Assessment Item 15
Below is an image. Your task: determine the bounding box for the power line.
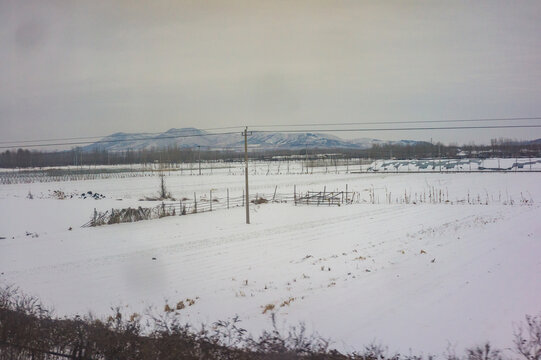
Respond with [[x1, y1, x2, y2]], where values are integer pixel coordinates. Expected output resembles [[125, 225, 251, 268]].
[[0, 126, 245, 145], [248, 116, 541, 129], [0, 135, 119, 145], [2, 117, 540, 145], [252, 124, 541, 134], [1, 124, 541, 150], [0, 131, 242, 150]]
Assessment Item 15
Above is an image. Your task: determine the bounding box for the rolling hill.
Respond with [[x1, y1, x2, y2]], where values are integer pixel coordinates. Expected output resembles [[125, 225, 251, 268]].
[[82, 128, 423, 152]]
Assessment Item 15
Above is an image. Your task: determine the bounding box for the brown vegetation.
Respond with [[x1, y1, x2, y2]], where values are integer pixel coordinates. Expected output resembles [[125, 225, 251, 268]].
[[252, 197, 269, 204], [1, 286, 540, 360]]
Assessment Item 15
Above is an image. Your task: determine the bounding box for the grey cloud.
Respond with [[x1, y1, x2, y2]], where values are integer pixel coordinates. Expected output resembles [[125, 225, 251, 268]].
[[1, 0, 541, 145]]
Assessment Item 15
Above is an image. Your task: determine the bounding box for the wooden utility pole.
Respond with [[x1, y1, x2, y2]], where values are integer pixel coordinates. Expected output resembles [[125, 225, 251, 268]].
[[244, 127, 250, 224], [198, 146, 201, 175], [305, 144, 308, 174]]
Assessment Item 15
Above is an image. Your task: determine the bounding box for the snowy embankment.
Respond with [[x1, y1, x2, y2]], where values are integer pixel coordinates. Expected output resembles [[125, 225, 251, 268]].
[[0, 171, 540, 355]]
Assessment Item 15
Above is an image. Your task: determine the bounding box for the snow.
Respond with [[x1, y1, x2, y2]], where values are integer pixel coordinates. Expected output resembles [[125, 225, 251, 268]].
[[369, 158, 541, 172], [0, 165, 540, 355], [78, 128, 416, 152]]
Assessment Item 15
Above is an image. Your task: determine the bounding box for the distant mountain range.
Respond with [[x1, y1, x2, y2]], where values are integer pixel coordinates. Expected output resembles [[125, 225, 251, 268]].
[[82, 127, 426, 152]]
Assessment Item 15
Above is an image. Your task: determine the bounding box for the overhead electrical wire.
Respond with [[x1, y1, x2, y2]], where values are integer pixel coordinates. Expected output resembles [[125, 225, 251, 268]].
[[0, 131, 242, 150], [1, 122, 540, 150], [0, 126, 246, 145], [2, 116, 540, 146], [247, 116, 541, 129], [252, 124, 541, 134]]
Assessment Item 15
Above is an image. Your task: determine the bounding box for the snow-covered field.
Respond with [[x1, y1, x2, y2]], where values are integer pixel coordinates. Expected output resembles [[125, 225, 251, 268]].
[[2, 157, 541, 186], [1, 165, 540, 355]]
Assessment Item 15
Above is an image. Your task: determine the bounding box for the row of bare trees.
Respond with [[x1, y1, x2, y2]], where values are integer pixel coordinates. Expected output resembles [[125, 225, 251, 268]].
[[1, 140, 540, 168]]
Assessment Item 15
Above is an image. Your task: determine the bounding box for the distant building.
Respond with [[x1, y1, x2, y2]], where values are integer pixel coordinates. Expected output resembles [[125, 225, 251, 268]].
[[456, 150, 468, 158]]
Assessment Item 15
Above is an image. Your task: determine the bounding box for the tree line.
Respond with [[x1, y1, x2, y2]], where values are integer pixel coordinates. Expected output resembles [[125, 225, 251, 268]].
[[0, 139, 539, 168]]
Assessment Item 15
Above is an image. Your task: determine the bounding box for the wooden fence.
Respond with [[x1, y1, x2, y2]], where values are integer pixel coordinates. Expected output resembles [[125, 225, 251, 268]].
[[81, 187, 361, 227]]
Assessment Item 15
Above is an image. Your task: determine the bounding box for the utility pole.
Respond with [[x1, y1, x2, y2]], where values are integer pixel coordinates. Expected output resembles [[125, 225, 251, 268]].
[[243, 127, 251, 224], [438, 143, 441, 172], [305, 144, 308, 174], [198, 145, 201, 175]]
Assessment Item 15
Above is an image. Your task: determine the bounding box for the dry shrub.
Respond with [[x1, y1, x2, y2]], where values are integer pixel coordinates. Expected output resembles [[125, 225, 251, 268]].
[[262, 304, 275, 314], [280, 298, 295, 307], [2, 286, 541, 360], [87, 204, 175, 227], [252, 197, 268, 204], [466, 343, 502, 360], [514, 314, 541, 360], [52, 190, 66, 199]]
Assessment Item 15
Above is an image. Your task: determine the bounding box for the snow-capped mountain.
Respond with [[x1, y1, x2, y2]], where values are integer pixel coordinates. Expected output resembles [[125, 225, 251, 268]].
[[82, 128, 422, 152]]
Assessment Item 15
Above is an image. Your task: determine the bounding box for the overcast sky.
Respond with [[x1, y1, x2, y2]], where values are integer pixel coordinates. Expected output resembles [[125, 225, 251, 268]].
[[1, 0, 541, 146]]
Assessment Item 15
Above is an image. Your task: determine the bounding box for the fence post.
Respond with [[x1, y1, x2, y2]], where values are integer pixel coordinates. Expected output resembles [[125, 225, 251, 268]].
[[210, 190, 212, 211], [227, 189, 230, 209], [194, 192, 197, 213], [242, 189, 244, 207], [273, 185, 277, 202], [346, 184, 348, 204], [294, 185, 297, 206]]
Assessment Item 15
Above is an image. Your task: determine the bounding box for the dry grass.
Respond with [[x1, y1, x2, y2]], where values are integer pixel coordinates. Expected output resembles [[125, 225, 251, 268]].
[[280, 297, 295, 307], [262, 304, 275, 314], [252, 197, 269, 204], [1, 286, 540, 360]]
